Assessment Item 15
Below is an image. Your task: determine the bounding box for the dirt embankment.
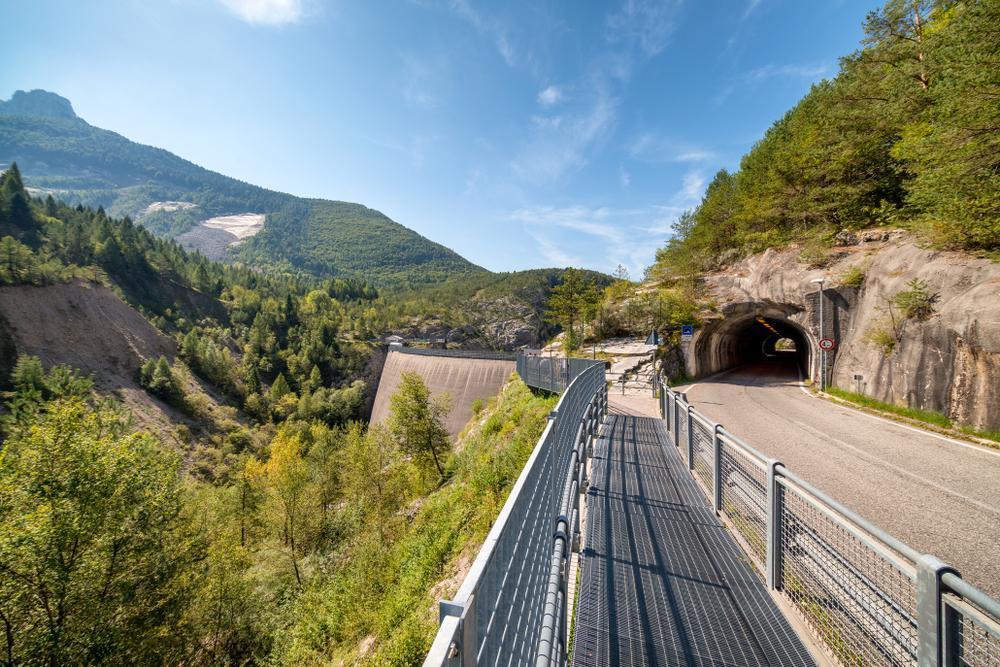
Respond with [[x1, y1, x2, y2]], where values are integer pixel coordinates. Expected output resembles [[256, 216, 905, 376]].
[[0, 282, 236, 445]]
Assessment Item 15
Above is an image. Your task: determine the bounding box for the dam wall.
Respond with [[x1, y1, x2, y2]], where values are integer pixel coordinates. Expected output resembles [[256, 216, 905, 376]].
[[370, 347, 517, 438]]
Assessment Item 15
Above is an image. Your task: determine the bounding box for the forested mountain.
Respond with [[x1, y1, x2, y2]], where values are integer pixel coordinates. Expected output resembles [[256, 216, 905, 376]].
[[653, 0, 999, 278], [0, 90, 485, 285]]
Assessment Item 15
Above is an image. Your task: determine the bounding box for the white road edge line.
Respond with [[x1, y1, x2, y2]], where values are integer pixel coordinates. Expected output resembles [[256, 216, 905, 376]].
[[683, 365, 999, 457], [793, 366, 1000, 458]]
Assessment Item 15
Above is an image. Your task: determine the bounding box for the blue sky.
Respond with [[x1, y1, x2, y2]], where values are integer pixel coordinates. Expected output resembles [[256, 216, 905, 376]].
[[1, 0, 874, 276]]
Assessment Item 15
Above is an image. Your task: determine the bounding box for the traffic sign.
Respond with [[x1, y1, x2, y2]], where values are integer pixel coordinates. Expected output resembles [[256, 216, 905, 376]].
[[681, 324, 694, 341], [819, 338, 836, 351]]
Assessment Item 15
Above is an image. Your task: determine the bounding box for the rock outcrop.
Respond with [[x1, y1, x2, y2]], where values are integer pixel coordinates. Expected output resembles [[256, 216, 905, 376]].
[[695, 233, 999, 431]]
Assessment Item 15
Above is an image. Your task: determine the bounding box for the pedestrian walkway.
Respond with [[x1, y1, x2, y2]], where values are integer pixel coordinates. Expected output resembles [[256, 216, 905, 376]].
[[572, 414, 817, 667]]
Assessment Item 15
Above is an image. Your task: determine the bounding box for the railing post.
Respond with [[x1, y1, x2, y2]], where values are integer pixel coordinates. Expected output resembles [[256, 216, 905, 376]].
[[686, 404, 694, 470], [941, 591, 960, 667], [765, 460, 783, 591], [439, 598, 477, 667], [673, 395, 680, 448], [916, 555, 960, 667], [712, 424, 723, 514]]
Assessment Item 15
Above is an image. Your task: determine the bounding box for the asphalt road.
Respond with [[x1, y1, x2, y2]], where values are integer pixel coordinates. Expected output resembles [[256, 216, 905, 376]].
[[680, 360, 1000, 598]]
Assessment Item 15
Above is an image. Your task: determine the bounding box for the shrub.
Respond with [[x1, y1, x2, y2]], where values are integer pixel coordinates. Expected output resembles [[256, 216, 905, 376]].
[[894, 279, 937, 321], [798, 242, 832, 269], [838, 265, 866, 289], [864, 320, 898, 355]]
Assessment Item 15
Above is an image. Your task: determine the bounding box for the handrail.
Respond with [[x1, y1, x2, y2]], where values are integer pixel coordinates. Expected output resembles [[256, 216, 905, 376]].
[[660, 377, 999, 667], [425, 355, 606, 666]]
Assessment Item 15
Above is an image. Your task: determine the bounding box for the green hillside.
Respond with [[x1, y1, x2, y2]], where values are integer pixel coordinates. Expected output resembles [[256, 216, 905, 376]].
[[0, 90, 485, 286], [653, 0, 999, 278]]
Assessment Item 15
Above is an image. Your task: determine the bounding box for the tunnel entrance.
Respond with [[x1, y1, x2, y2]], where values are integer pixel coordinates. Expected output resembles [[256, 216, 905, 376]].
[[688, 305, 815, 380]]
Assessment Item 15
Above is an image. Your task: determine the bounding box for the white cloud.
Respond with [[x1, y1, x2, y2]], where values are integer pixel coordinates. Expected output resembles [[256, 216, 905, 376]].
[[742, 0, 762, 20], [619, 164, 631, 188], [628, 132, 716, 164], [511, 204, 677, 277], [445, 0, 517, 66], [400, 54, 445, 108], [715, 61, 831, 105], [217, 0, 306, 25], [748, 63, 830, 81], [605, 0, 683, 57], [537, 85, 563, 108], [642, 170, 707, 234], [511, 92, 617, 182], [676, 170, 706, 204]]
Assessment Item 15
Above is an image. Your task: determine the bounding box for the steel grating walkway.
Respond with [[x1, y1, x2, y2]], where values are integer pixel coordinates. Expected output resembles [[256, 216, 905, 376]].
[[572, 415, 817, 667]]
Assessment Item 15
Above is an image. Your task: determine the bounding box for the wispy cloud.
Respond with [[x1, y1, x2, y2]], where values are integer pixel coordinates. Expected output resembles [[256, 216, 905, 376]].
[[628, 132, 716, 164], [217, 0, 307, 25], [400, 54, 446, 108], [642, 170, 708, 233], [511, 92, 617, 182], [537, 85, 563, 108], [445, 0, 517, 66], [511, 200, 698, 276], [715, 61, 831, 105], [619, 164, 631, 188], [742, 0, 763, 20], [605, 0, 684, 57], [365, 134, 439, 168]]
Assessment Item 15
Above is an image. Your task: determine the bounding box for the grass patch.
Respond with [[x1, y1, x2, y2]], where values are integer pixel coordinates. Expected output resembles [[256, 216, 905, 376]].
[[827, 385, 951, 427], [825, 386, 1000, 444]]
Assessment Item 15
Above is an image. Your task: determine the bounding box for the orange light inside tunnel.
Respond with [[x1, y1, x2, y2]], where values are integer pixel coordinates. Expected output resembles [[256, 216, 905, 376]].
[[755, 317, 780, 335]]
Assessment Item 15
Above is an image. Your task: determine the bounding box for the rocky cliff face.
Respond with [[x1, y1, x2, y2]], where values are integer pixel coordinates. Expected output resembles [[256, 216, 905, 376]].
[[388, 295, 548, 351], [696, 232, 999, 431]]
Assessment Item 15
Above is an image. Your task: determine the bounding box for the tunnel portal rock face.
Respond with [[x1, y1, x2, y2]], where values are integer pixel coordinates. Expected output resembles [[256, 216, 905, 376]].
[[685, 236, 1000, 431], [688, 301, 815, 380], [370, 348, 516, 439]]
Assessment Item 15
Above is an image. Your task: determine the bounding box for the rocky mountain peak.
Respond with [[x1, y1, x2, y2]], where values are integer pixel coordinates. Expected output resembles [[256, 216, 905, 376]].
[[0, 89, 78, 120]]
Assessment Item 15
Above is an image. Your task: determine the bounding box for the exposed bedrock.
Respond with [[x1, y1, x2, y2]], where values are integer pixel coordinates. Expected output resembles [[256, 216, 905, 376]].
[[685, 234, 999, 431]]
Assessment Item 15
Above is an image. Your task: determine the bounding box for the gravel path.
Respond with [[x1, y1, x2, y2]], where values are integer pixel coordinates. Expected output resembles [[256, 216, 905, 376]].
[[680, 361, 1000, 598]]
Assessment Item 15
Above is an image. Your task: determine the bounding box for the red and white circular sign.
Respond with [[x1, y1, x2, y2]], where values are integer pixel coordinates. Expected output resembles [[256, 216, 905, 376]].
[[819, 338, 836, 351]]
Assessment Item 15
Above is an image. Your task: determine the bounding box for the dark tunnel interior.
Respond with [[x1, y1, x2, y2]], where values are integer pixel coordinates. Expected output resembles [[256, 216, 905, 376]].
[[690, 312, 813, 378]]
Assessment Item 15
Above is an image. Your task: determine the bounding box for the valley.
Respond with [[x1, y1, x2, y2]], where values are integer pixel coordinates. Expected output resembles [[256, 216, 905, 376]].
[[0, 0, 998, 664]]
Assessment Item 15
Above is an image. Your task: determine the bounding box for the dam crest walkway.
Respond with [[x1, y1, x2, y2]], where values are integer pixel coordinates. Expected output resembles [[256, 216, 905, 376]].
[[572, 411, 814, 667]]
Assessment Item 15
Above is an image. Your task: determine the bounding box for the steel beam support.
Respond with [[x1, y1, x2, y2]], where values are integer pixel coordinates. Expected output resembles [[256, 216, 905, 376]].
[[438, 597, 477, 666], [686, 403, 694, 470], [712, 424, 723, 514], [765, 460, 784, 591], [917, 555, 960, 667]]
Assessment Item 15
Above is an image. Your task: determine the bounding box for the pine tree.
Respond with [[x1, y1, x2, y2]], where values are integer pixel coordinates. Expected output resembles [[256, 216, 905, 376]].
[[270, 373, 291, 401], [387, 372, 451, 480]]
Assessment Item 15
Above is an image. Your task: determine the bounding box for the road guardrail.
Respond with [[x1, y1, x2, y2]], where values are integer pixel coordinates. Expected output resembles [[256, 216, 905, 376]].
[[660, 382, 1000, 667]]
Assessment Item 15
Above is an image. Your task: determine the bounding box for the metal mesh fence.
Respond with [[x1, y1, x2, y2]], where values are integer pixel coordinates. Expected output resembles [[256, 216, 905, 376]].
[[427, 358, 606, 665], [516, 356, 602, 394], [652, 380, 1000, 667], [676, 403, 689, 463], [719, 436, 768, 571], [690, 416, 714, 494], [946, 594, 1000, 667], [779, 480, 919, 666]]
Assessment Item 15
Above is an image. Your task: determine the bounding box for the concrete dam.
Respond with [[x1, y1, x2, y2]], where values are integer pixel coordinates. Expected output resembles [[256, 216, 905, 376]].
[[370, 347, 517, 438]]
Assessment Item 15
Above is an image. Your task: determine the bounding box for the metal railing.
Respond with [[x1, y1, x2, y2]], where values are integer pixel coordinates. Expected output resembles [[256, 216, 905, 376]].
[[425, 357, 607, 666], [393, 347, 518, 361], [660, 382, 1000, 667], [515, 355, 604, 394]]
